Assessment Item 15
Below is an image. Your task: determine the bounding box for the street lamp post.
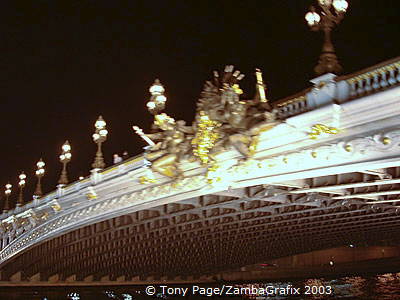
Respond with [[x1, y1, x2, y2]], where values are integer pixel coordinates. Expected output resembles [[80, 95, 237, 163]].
[[147, 79, 167, 115], [58, 140, 72, 185], [17, 172, 26, 207], [305, 0, 349, 75], [3, 183, 12, 213], [132, 81, 167, 147], [34, 158, 45, 197], [92, 116, 108, 169]]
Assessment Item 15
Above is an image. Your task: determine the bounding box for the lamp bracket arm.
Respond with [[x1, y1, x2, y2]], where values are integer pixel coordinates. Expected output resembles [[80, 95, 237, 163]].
[[320, 4, 333, 18]]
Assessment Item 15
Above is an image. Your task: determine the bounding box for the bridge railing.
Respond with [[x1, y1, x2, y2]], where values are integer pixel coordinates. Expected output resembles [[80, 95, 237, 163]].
[[274, 56, 400, 119], [339, 57, 400, 100], [0, 155, 147, 236], [275, 89, 311, 119]]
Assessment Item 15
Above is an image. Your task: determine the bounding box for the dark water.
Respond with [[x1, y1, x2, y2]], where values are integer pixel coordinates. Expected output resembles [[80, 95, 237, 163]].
[[1, 273, 400, 299]]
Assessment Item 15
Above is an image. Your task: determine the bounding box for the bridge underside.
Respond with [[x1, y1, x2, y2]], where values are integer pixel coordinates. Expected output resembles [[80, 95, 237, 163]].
[[2, 167, 400, 281]]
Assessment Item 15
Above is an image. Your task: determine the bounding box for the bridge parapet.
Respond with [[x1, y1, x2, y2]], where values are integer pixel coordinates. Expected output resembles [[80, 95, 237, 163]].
[[275, 57, 400, 118], [0, 157, 147, 252]]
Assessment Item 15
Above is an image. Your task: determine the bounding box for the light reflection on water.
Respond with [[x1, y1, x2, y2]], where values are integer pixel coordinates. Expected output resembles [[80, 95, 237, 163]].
[[1, 273, 400, 299]]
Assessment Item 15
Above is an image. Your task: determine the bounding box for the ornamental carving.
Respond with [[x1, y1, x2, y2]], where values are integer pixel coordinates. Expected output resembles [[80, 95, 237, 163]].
[[135, 66, 280, 181]]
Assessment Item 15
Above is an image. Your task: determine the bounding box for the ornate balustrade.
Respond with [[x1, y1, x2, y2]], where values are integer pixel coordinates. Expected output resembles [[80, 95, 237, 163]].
[[274, 57, 400, 118], [342, 58, 400, 100], [275, 93, 310, 119], [0, 156, 147, 251]]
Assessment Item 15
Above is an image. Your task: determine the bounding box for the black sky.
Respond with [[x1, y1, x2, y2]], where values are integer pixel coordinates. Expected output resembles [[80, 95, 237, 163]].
[[0, 1, 399, 207]]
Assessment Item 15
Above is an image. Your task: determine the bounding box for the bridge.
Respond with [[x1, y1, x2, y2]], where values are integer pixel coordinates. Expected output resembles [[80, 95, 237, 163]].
[[1, 56, 400, 284]]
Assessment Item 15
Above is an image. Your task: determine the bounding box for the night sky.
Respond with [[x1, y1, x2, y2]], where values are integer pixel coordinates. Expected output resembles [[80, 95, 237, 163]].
[[0, 1, 399, 207]]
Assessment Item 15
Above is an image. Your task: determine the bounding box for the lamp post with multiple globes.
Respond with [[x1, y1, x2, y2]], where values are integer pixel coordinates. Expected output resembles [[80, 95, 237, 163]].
[[58, 141, 72, 185], [34, 158, 45, 197], [147, 79, 167, 115], [17, 173, 26, 207], [92, 116, 108, 169], [305, 0, 349, 75], [3, 183, 12, 213]]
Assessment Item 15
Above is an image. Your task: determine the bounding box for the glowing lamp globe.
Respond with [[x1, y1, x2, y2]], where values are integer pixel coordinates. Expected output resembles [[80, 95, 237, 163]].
[[99, 129, 108, 136], [305, 11, 321, 26], [95, 116, 106, 129], [92, 133, 100, 141], [62, 142, 71, 152], [333, 0, 348, 12], [149, 79, 165, 95]]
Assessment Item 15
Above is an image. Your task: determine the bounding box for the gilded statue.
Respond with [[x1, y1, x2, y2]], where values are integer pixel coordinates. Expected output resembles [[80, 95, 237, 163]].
[[141, 114, 194, 178], [134, 66, 280, 182], [196, 66, 280, 159]]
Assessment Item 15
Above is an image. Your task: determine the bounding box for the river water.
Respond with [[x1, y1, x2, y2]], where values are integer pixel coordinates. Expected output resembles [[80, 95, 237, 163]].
[[1, 273, 400, 299]]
